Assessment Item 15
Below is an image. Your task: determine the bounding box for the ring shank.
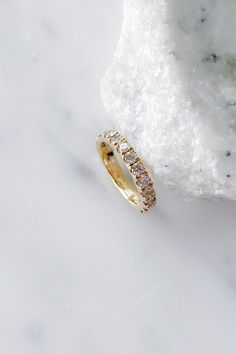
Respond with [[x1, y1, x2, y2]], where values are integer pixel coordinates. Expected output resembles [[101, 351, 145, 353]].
[[98, 141, 140, 206]]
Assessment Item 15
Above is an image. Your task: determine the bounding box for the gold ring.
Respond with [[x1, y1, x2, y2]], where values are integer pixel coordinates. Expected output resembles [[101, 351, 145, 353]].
[[96, 130, 157, 213]]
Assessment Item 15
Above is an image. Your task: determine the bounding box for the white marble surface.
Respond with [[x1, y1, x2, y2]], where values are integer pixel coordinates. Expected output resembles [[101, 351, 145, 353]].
[[1, 1, 236, 354]]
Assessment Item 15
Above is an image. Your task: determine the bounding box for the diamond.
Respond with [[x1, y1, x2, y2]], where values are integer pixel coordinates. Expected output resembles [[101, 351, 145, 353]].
[[132, 163, 144, 176], [142, 186, 153, 194], [124, 151, 137, 164], [106, 130, 116, 138], [144, 200, 155, 208], [119, 142, 129, 153], [110, 134, 120, 144], [137, 175, 150, 187], [145, 194, 156, 203]]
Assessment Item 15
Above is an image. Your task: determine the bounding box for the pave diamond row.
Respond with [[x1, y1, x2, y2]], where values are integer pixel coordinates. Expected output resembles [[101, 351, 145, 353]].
[[100, 130, 157, 212]]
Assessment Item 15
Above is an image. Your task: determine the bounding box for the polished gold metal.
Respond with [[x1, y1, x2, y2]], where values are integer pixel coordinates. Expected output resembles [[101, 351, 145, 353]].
[[96, 130, 157, 213]]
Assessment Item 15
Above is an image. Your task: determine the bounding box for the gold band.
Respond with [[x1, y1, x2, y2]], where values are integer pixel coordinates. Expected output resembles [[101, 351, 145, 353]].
[[96, 130, 157, 213]]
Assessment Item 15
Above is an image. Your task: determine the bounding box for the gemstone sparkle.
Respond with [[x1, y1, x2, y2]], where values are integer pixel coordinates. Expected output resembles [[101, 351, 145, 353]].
[[124, 151, 137, 164]]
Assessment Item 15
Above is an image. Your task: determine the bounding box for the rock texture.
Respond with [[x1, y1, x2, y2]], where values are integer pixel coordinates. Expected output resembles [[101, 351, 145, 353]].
[[102, 0, 236, 199]]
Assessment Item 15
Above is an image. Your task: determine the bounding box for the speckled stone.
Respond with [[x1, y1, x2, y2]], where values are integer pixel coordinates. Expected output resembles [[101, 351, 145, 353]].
[[102, 0, 236, 200]]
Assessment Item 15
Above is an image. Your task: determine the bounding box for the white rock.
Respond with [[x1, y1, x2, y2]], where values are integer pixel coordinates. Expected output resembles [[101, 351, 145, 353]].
[[102, 0, 236, 199]]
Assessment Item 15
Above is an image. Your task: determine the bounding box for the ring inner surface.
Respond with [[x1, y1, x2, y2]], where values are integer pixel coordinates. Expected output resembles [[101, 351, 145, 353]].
[[98, 141, 140, 206]]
